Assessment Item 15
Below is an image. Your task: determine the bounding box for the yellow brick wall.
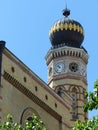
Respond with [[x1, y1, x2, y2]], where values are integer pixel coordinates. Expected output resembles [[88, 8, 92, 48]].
[[0, 48, 72, 130]]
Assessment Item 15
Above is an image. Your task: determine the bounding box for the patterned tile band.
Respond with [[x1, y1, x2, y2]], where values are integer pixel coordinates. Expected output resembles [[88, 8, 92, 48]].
[[49, 23, 84, 36]]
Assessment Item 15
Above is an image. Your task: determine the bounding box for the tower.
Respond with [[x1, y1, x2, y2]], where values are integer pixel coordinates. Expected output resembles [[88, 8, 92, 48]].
[[46, 8, 88, 124]]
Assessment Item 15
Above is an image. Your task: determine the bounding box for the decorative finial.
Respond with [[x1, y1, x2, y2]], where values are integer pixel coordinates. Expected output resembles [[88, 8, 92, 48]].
[[62, 3, 70, 17]]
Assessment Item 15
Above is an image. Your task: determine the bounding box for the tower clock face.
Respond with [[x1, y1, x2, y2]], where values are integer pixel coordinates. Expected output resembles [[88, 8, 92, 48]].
[[55, 62, 65, 73], [69, 62, 78, 72]]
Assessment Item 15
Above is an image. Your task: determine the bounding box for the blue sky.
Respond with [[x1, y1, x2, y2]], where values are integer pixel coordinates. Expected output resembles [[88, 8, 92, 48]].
[[0, 0, 98, 119]]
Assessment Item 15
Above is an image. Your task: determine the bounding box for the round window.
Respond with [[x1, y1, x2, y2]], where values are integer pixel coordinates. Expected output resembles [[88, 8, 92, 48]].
[[69, 62, 78, 72]]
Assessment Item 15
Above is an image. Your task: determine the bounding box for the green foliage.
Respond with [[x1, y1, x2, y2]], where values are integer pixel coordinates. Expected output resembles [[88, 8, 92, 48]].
[[73, 116, 98, 130], [84, 79, 98, 112], [73, 79, 98, 130], [0, 114, 47, 130]]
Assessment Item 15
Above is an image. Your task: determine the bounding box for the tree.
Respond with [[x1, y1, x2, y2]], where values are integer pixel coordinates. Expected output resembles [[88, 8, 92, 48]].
[[73, 79, 98, 130], [73, 116, 98, 130], [83, 79, 98, 112], [0, 114, 47, 130]]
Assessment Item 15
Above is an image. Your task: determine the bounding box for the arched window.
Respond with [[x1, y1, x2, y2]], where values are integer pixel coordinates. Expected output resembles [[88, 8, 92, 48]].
[[57, 88, 62, 96], [20, 107, 39, 125], [56, 87, 65, 96], [83, 88, 88, 121], [71, 88, 78, 119]]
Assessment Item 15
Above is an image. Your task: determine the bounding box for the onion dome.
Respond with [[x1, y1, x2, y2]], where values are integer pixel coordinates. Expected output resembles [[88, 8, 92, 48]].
[[49, 8, 84, 48]]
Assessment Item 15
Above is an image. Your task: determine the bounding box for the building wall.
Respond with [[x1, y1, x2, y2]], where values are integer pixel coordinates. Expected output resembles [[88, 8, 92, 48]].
[[1, 80, 61, 130], [0, 48, 72, 130]]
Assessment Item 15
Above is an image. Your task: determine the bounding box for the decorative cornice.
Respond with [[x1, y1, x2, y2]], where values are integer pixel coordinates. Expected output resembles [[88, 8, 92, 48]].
[[45, 46, 88, 65], [3, 71, 62, 121]]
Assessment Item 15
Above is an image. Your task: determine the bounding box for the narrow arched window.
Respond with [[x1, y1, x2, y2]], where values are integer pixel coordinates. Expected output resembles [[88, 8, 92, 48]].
[[56, 87, 65, 96], [57, 88, 62, 96], [71, 88, 78, 119]]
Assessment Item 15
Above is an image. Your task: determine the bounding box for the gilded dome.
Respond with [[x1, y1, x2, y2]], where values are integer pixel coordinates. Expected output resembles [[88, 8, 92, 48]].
[[49, 9, 84, 48]]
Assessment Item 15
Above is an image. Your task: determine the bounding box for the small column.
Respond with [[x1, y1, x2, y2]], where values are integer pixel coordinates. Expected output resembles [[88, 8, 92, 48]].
[[0, 40, 5, 86]]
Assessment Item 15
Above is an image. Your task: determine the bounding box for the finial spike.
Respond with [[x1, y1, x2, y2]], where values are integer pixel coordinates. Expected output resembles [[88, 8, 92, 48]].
[[65, 1, 67, 9], [62, 8, 70, 17], [62, 0, 70, 17]]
